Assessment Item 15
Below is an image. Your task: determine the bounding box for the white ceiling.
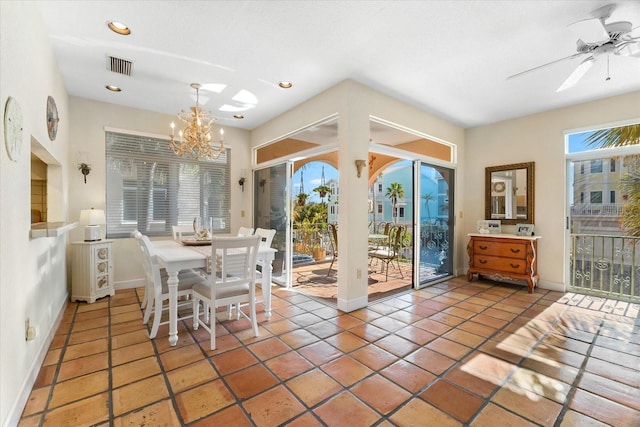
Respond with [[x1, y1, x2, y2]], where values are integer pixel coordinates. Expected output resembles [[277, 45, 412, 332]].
[[36, 1, 640, 133]]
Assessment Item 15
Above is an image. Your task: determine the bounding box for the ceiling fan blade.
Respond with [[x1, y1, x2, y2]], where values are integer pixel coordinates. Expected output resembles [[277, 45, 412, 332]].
[[617, 42, 640, 58], [507, 52, 584, 80], [568, 18, 610, 44], [556, 57, 596, 92]]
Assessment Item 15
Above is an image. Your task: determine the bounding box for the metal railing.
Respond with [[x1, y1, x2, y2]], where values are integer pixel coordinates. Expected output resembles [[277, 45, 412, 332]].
[[570, 233, 640, 302], [571, 204, 625, 216]]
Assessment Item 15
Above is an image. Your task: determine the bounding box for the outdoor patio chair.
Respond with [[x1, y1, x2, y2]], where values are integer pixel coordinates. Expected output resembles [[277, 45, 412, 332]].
[[327, 223, 338, 276], [368, 224, 405, 281]]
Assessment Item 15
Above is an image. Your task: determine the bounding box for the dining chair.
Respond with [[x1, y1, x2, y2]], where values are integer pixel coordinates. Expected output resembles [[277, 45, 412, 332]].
[[132, 231, 208, 339], [327, 223, 338, 276], [192, 235, 261, 350], [254, 228, 276, 248], [172, 224, 196, 241], [237, 226, 255, 236], [368, 224, 405, 281]]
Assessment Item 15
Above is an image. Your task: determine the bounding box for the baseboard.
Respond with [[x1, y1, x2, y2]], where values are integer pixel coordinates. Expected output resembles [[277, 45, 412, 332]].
[[115, 278, 145, 290], [537, 279, 565, 293], [337, 295, 368, 312], [5, 293, 68, 427]]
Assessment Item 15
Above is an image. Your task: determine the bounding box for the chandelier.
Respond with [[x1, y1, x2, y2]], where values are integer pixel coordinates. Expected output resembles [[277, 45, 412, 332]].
[[169, 83, 225, 160]]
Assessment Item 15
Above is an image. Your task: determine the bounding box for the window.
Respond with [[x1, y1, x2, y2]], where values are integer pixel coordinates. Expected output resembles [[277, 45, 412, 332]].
[[590, 191, 602, 204], [610, 190, 615, 203], [590, 160, 603, 173], [393, 206, 406, 220], [580, 163, 585, 175], [377, 203, 383, 214], [610, 159, 616, 172], [580, 192, 584, 203], [105, 131, 230, 238]]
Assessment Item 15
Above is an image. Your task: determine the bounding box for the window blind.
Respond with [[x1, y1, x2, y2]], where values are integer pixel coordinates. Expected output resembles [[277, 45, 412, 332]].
[[105, 131, 230, 238]]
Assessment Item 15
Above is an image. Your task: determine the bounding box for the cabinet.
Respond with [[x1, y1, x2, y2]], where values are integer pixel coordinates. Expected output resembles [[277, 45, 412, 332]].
[[467, 234, 541, 293], [71, 240, 115, 303]]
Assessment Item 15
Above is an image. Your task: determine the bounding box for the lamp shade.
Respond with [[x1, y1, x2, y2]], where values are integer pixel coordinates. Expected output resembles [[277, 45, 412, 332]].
[[79, 208, 106, 226], [79, 208, 105, 241]]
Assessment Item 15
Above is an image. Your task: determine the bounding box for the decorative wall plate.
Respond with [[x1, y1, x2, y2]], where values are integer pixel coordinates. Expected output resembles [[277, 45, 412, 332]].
[[4, 96, 23, 162], [47, 95, 59, 141], [492, 181, 505, 193]]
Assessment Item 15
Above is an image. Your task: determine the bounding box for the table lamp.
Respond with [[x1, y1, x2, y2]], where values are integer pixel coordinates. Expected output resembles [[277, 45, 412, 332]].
[[79, 208, 105, 241]]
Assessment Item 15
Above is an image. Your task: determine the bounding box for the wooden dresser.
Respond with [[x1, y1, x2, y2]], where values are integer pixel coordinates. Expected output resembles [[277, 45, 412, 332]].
[[467, 233, 541, 293]]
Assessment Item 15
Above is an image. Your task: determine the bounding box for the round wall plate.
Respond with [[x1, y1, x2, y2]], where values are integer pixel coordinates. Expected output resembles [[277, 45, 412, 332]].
[[47, 95, 59, 141], [492, 182, 506, 193], [4, 96, 24, 162]]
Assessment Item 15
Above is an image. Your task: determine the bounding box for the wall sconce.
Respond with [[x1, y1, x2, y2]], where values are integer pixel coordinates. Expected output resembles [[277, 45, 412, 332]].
[[78, 163, 91, 184], [238, 169, 246, 192], [355, 159, 366, 178]]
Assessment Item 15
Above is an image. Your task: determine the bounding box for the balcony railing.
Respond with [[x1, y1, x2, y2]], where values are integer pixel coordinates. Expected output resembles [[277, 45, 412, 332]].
[[571, 203, 625, 216], [570, 233, 640, 302]]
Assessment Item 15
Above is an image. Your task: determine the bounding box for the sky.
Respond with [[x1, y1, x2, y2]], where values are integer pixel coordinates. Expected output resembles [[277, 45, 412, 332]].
[[292, 162, 339, 203]]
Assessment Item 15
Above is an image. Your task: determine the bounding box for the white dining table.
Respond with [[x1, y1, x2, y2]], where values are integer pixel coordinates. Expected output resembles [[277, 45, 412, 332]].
[[152, 240, 277, 346]]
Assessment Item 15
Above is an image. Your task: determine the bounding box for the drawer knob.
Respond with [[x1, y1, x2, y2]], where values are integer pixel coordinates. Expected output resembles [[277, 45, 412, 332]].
[[510, 263, 520, 268], [510, 248, 520, 253], [479, 245, 488, 250], [479, 259, 487, 264]]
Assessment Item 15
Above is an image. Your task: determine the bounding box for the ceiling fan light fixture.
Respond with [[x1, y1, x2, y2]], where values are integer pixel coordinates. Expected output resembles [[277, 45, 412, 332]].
[[107, 21, 131, 35]]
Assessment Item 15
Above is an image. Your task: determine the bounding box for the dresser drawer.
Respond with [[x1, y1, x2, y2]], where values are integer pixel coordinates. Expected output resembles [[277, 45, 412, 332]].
[[473, 240, 527, 259], [473, 255, 527, 274]]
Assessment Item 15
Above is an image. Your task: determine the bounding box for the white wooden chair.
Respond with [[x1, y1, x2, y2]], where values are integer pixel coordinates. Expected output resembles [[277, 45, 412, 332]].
[[133, 231, 207, 339], [254, 228, 276, 249], [192, 235, 261, 350], [172, 224, 196, 241], [237, 226, 254, 236]]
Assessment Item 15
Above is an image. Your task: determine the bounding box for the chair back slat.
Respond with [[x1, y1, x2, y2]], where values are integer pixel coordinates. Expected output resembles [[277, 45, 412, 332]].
[[211, 236, 261, 293]]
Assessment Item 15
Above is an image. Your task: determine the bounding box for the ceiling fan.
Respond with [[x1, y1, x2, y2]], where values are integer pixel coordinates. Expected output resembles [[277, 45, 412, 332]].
[[508, 4, 640, 92]]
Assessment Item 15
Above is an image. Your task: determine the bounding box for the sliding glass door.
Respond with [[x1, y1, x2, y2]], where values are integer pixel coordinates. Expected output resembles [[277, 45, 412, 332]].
[[254, 162, 292, 286]]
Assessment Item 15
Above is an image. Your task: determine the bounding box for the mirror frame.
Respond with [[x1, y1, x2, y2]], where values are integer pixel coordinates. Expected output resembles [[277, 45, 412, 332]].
[[485, 162, 534, 225]]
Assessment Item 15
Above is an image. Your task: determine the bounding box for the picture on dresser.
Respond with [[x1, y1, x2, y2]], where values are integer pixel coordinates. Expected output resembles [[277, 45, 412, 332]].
[[478, 219, 502, 234], [516, 223, 534, 236]]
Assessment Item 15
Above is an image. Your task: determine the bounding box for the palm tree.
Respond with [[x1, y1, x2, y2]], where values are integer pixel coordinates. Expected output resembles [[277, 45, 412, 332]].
[[584, 124, 640, 236], [385, 182, 404, 223], [422, 192, 435, 223]]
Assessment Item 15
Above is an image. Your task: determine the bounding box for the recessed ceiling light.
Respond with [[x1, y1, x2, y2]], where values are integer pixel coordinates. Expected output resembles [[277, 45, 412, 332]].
[[105, 85, 121, 92], [233, 115, 245, 119], [278, 81, 293, 89], [107, 21, 131, 35]]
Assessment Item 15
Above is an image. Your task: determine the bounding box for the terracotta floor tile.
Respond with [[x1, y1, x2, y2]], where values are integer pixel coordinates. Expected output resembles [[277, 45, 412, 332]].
[[528, 344, 586, 369], [67, 327, 109, 346], [211, 347, 258, 375], [57, 352, 108, 382], [33, 365, 56, 389], [420, 379, 483, 422], [350, 344, 398, 371], [298, 341, 342, 365], [352, 374, 411, 415], [49, 371, 108, 409], [394, 324, 438, 345], [305, 320, 344, 339], [62, 338, 108, 361], [507, 366, 570, 404], [329, 314, 365, 329], [578, 371, 640, 410], [405, 347, 455, 375], [493, 384, 563, 426], [242, 385, 306, 427], [321, 355, 373, 387], [21, 385, 50, 417], [285, 412, 324, 427], [324, 331, 368, 352], [520, 357, 580, 387], [110, 319, 146, 336], [443, 328, 486, 348], [314, 391, 380, 427], [569, 388, 640, 426], [159, 343, 204, 371], [175, 379, 235, 424], [165, 359, 218, 393], [445, 352, 512, 397], [381, 359, 436, 393], [427, 337, 472, 360], [71, 316, 109, 332], [478, 339, 527, 365], [387, 308, 422, 324], [584, 357, 640, 388], [374, 334, 420, 357], [458, 320, 498, 338], [290, 312, 325, 327], [349, 323, 390, 342], [590, 345, 640, 370], [225, 363, 278, 399], [279, 329, 320, 349], [286, 368, 343, 407], [111, 341, 155, 366], [370, 315, 410, 332], [113, 399, 180, 427], [264, 351, 314, 381], [390, 397, 462, 427], [471, 402, 537, 427], [247, 336, 291, 361], [17, 414, 41, 427], [559, 410, 610, 427], [190, 404, 253, 427], [112, 374, 169, 416], [110, 329, 150, 349], [412, 318, 453, 335], [42, 392, 109, 426]]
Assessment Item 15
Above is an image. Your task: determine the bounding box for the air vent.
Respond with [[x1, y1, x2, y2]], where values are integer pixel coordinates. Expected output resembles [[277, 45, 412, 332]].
[[107, 55, 133, 76]]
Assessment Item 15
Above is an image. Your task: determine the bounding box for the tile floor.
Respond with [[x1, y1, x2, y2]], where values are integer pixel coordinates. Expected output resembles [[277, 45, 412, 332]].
[[19, 277, 640, 426]]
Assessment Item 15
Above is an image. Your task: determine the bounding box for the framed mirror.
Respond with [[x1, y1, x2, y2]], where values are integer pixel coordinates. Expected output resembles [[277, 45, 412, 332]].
[[485, 162, 534, 225]]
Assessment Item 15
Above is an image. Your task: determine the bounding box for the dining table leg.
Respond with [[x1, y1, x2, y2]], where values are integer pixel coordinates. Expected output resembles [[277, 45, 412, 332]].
[[166, 270, 179, 346]]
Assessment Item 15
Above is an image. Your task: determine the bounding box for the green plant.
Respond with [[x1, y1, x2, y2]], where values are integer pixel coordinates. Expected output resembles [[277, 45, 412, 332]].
[[385, 182, 405, 223], [296, 192, 309, 206], [313, 184, 332, 201]]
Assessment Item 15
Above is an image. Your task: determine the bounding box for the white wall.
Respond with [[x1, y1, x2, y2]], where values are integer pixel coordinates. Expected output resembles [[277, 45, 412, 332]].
[[67, 97, 252, 287], [0, 3, 71, 426], [465, 91, 640, 290]]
